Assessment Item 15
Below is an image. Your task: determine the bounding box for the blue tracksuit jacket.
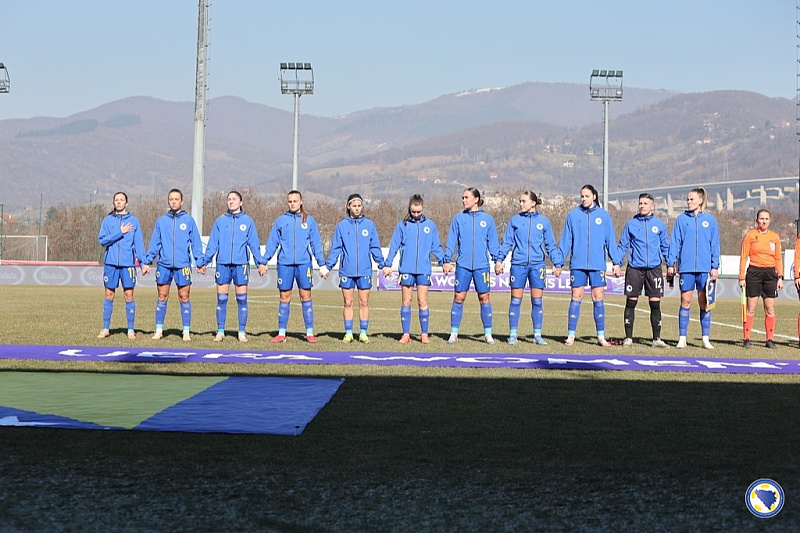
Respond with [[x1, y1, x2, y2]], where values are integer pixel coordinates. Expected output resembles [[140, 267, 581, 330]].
[[199, 211, 263, 267], [616, 213, 669, 269], [497, 211, 563, 267], [384, 215, 444, 275], [558, 203, 620, 270], [326, 215, 385, 277], [262, 211, 326, 267], [98, 212, 147, 267], [667, 210, 720, 273], [144, 209, 203, 268], [443, 209, 500, 270]]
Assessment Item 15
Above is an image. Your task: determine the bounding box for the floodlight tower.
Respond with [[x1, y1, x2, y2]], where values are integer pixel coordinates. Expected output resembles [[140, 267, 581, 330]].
[[191, 0, 209, 232], [280, 62, 314, 191], [0, 63, 9, 93], [0, 62, 8, 264], [589, 69, 623, 208]]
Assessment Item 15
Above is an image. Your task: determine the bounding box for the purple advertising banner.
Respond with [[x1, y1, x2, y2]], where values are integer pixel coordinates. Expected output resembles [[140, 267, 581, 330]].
[[1, 344, 799, 374], [378, 272, 626, 294]]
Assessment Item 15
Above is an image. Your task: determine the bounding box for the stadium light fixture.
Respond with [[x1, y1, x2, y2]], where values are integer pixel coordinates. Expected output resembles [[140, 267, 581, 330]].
[[589, 68, 624, 208], [0, 63, 10, 93], [279, 62, 314, 191]]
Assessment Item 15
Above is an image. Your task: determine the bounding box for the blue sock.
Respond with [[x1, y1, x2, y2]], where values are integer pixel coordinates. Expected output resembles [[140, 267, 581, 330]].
[[450, 301, 464, 332], [480, 302, 493, 335], [419, 308, 430, 334], [301, 300, 314, 334], [568, 299, 581, 335], [180, 301, 191, 329], [508, 297, 522, 333], [700, 309, 711, 337], [278, 301, 290, 335], [360, 320, 369, 334], [679, 306, 690, 336], [125, 300, 136, 331], [236, 294, 248, 332], [344, 319, 353, 335], [593, 300, 606, 337], [532, 297, 543, 334], [216, 293, 229, 331], [155, 300, 167, 329], [102, 299, 114, 330], [401, 305, 412, 334]]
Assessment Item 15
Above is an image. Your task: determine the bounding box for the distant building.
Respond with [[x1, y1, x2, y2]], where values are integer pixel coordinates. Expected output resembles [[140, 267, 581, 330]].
[[489, 172, 498, 180]]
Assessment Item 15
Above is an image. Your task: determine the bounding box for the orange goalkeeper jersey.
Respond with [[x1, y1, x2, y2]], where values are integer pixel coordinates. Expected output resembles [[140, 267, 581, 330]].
[[739, 229, 782, 280]]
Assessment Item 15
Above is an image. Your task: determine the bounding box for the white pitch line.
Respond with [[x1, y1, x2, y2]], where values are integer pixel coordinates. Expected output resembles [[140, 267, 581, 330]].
[[247, 293, 798, 340]]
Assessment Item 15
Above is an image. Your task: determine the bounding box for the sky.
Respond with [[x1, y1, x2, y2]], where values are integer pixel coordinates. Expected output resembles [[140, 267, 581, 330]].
[[0, 1, 797, 120]]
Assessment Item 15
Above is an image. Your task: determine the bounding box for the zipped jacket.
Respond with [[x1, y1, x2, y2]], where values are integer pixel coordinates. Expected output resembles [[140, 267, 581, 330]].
[[667, 210, 720, 273], [98, 212, 147, 268], [616, 213, 669, 269], [558, 203, 620, 271], [326, 215, 385, 277], [443, 209, 500, 270], [144, 209, 203, 269], [262, 211, 326, 267], [384, 215, 444, 276], [497, 211, 563, 267], [199, 211, 263, 267]]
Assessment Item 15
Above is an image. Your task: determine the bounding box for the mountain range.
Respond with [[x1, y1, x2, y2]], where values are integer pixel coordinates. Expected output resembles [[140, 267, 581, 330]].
[[0, 82, 796, 213]]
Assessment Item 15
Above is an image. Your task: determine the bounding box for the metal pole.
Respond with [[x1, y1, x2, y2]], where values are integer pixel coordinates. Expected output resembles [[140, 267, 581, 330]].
[[292, 93, 300, 191], [191, 0, 209, 232], [0, 203, 4, 264], [602, 99, 610, 208]]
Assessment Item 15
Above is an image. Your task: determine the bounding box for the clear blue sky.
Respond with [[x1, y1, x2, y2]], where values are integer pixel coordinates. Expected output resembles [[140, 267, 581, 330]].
[[1, 1, 795, 120]]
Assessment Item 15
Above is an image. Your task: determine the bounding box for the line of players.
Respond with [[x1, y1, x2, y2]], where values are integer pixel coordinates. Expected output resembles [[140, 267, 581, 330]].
[[96, 186, 799, 348]]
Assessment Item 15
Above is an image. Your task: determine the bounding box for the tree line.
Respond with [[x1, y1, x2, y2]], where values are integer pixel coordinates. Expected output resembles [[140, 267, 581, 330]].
[[2, 189, 797, 266]]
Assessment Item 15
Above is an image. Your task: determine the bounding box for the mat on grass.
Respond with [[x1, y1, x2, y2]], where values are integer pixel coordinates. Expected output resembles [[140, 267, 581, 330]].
[[0, 372, 342, 435], [1, 344, 799, 374]]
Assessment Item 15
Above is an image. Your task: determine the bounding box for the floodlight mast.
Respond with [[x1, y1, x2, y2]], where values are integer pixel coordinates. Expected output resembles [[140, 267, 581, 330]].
[[192, 0, 209, 233], [280, 63, 314, 191], [589, 69, 623, 208], [0, 63, 9, 94], [0, 62, 8, 263]]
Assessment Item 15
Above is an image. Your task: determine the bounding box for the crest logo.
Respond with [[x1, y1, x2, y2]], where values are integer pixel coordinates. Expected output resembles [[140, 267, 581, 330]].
[[424, 227, 431, 234], [179, 223, 187, 231], [651, 226, 659, 233], [702, 221, 709, 228], [361, 229, 369, 237], [480, 221, 487, 228], [536, 223, 544, 230], [301, 223, 308, 229], [595, 217, 602, 225], [745, 479, 784, 518], [239, 224, 247, 231]]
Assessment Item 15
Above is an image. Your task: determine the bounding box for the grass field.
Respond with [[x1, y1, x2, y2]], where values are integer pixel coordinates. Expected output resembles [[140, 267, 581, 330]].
[[1, 286, 799, 531]]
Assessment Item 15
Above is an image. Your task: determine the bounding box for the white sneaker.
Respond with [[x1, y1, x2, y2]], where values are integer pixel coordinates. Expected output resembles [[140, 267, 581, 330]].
[[152, 330, 163, 340], [675, 337, 687, 349], [447, 333, 458, 344], [597, 336, 611, 347], [127, 330, 136, 340], [97, 329, 110, 339], [485, 334, 496, 345], [238, 332, 248, 343], [564, 335, 575, 346], [182, 330, 191, 342], [651, 339, 668, 348], [533, 335, 548, 346], [213, 332, 225, 342], [507, 335, 517, 345], [622, 338, 633, 347], [702, 338, 714, 350]]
